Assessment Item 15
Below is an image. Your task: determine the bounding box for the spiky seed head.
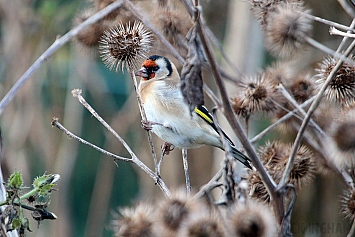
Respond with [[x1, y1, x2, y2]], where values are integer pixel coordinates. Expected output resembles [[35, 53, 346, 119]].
[[178, 210, 226, 237], [315, 55, 355, 107], [154, 189, 201, 236], [231, 96, 251, 119], [289, 73, 316, 103], [263, 62, 294, 85], [312, 101, 338, 133], [248, 170, 272, 203], [341, 188, 355, 220], [250, 0, 299, 26], [257, 141, 316, 191], [227, 201, 277, 237], [99, 21, 153, 71], [73, 9, 109, 49], [153, 7, 192, 46], [112, 203, 155, 237], [258, 141, 289, 169], [287, 145, 316, 189], [328, 109, 355, 168], [264, 2, 312, 57], [236, 75, 282, 115]]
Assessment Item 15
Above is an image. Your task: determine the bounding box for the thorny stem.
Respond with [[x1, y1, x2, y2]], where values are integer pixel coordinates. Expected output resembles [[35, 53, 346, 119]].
[[279, 39, 355, 189], [190, 3, 281, 220], [128, 68, 159, 173], [0, 0, 125, 116], [71, 89, 171, 197]]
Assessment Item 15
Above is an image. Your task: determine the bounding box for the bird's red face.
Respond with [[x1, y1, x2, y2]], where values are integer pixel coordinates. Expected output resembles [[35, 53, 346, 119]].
[[135, 59, 159, 81]]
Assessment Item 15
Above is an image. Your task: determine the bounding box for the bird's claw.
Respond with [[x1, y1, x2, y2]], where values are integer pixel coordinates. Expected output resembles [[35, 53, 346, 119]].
[[141, 120, 153, 131], [162, 142, 175, 155]]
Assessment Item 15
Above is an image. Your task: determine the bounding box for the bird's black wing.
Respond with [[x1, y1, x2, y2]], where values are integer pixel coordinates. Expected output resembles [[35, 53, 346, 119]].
[[194, 105, 252, 169], [194, 105, 235, 146]]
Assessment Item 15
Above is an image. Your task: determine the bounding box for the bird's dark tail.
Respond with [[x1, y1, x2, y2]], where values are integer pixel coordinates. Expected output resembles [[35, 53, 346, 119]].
[[231, 147, 252, 169]]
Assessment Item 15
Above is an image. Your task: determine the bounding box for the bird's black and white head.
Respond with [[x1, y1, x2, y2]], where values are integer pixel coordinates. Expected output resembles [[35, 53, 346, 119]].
[[135, 55, 176, 81]]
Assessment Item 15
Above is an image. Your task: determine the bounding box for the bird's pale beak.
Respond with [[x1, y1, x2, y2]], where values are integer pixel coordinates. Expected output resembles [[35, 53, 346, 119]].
[[135, 67, 148, 78]]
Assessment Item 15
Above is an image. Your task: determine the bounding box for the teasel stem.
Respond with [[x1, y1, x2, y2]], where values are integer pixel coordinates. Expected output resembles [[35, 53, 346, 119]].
[[279, 39, 355, 190], [128, 67, 159, 174], [184, 1, 281, 222], [70, 90, 171, 197]]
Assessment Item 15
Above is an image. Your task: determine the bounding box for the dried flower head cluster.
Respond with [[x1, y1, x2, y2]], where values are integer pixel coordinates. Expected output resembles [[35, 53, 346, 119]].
[[251, 0, 312, 57], [227, 201, 277, 237], [341, 188, 355, 221], [315, 55, 355, 107], [111, 190, 278, 237], [232, 74, 282, 118], [99, 21, 153, 71], [248, 141, 316, 202]]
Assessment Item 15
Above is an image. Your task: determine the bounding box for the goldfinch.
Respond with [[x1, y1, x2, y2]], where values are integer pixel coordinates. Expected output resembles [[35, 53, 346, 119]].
[[135, 55, 252, 169]]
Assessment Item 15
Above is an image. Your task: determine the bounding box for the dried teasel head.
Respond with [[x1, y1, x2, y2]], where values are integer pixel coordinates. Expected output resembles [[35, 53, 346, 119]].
[[226, 201, 278, 237], [250, 0, 299, 26], [315, 55, 355, 107], [341, 188, 355, 221], [99, 21, 153, 71], [287, 145, 316, 189], [288, 73, 316, 103], [235, 74, 283, 116], [252, 141, 316, 194], [153, 6, 192, 46], [154, 189, 201, 236], [328, 109, 355, 169], [231, 96, 251, 119], [177, 210, 227, 237], [248, 169, 280, 202], [264, 2, 312, 57], [73, 9, 109, 50], [111, 202, 155, 237]]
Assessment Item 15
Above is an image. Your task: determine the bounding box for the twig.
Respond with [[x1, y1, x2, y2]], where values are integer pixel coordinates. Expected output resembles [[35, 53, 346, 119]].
[[194, 168, 223, 199], [0, 0, 124, 116], [336, 19, 355, 54], [330, 26, 355, 38], [337, 0, 355, 19], [278, 84, 325, 137], [71, 89, 171, 196], [51, 118, 132, 162], [278, 38, 355, 189], [302, 11, 355, 32], [305, 36, 355, 67], [127, 67, 159, 173], [250, 96, 315, 144], [182, 149, 191, 194]]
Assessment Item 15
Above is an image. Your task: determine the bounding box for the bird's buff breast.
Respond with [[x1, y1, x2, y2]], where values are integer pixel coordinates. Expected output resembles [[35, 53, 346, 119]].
[[141, 83, 203, 149]]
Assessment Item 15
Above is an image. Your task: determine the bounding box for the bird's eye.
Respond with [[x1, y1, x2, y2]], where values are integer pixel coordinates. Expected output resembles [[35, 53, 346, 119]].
[[152, 66, 159, 72]]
